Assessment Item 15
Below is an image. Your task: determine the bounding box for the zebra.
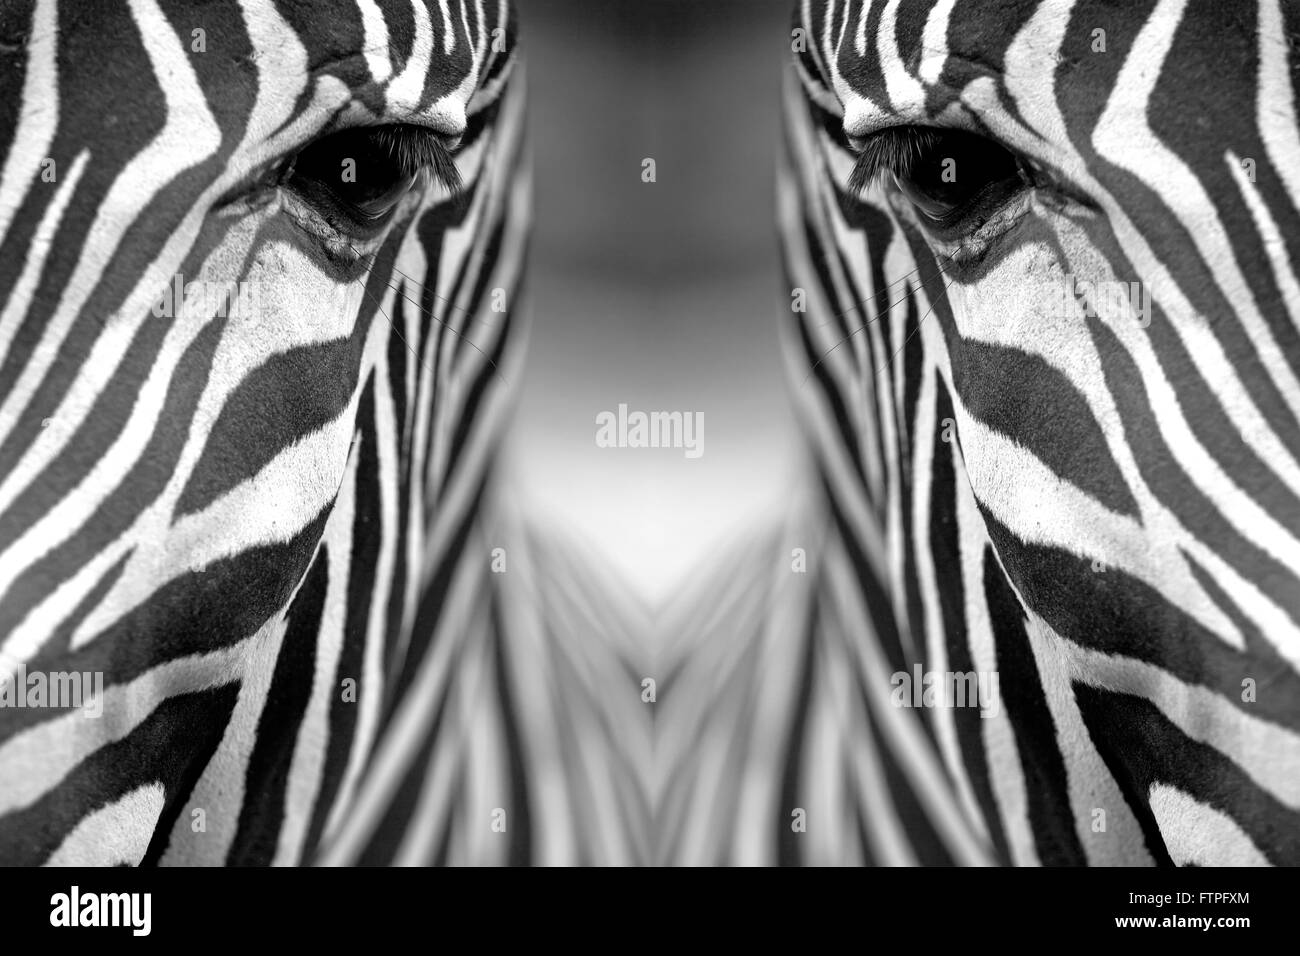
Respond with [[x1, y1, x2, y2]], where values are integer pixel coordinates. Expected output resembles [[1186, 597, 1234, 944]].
[[684, 0, 1300, 866], [0, 0, 647, 866]]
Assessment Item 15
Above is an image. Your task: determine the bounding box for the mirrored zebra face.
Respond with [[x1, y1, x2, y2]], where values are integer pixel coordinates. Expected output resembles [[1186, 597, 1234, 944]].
[[785, 0, 1300, 863], [0, 0, 525, 862]]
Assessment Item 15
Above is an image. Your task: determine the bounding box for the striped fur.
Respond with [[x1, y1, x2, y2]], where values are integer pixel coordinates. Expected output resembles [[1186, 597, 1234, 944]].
[[691, 0, 1300, 865], [0, 0, 646, 866]]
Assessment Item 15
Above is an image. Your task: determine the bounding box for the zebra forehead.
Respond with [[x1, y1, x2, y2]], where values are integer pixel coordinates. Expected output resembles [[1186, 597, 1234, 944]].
[[256, 0, 514, 124], [7, 0, 511, 139], [807, 0, 1257, 134]]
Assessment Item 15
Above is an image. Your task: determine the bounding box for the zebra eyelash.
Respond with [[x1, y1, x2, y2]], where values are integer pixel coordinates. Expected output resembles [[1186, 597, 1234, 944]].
[[847, 126, 948, 195], [366, 125, 463, 193]]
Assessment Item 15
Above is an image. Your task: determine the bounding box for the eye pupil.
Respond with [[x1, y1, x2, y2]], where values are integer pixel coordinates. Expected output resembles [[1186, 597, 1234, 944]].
[[891, 129, 1022, 223], [284, 126, 425, 227]]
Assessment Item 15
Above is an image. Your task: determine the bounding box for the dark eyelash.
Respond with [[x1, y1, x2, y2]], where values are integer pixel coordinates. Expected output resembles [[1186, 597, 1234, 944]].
[[365, 125, 462, 193], [847, 126, 947, 195]]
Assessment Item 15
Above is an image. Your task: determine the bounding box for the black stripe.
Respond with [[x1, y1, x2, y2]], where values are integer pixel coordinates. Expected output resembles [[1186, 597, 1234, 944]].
[[0, 315, 226, 636], [980, 506, 1300, 731], [375, 476, 486, 745], [824, 471, 909, 677], [353, 630, 462, 866], [227, 542, 329, 865], [0, 684, 240, 866], [862, 668, 956, 866], [929, 382, 1012, 865], [0, 503, 334, 742], [1073, 683, 1300, 866], [1089, 315, 1300, 632], [984, 544, 1087, 866], [173, 333, 366, 519], [302, 377, 383, 862], [948, 338, 1140, 519]]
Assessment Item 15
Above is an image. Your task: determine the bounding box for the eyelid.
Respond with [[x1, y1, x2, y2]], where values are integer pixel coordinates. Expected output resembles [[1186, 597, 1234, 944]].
[[275, 122, 465, 245], [847, 126, 951, 195], [281, 124, 462, 193], [360, 124, 463, 193]]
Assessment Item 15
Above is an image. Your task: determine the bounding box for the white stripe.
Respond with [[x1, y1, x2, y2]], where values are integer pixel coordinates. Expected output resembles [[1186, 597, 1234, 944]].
[[1227, 148, 1300, 437], [1060, 639, 1300, 812], [953, 479, 1038, 865], [0, 642, 247, 817], [319, 340, 400, 847], [878, 0, 926, 115], [918, 0, 957, 86], [1019, 609, 1155, 865], [385, 0, 435, 116], [0, 0, 222, 478], [1258, 0, 1300, 223], [271, 436, 359, 866], [45, 783, 166, 866], [390, 594, 493, 865], [916, 392, 995, 853], [357, 0, 393, 82], [159, 616, 287, 864], [314, 534, 486, 864], [0, 149, 89, 397], [439, 0, 456, 56], [1093, 0, 1300, 445], [1149, 784, 1271, 866], [824, 531, 993, 864]]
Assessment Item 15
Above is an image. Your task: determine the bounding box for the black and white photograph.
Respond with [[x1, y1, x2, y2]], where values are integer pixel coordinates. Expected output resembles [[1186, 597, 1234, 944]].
[[0, 0, 1295, 931]]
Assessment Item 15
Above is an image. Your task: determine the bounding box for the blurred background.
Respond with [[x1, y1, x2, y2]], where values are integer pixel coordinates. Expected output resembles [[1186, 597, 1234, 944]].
[[500, 0, 801, 603]]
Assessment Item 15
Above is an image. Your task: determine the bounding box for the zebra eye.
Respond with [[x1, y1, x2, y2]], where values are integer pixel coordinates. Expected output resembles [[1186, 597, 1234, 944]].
[[282, 124, 461, 232], [850, 127, 1029, 235]]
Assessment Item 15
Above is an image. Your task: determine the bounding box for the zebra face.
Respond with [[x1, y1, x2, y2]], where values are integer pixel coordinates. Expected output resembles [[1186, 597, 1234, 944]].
[[829, 1, 1297, 624], [0, 1, 526, 863], [0, 0, 516, 654], [785, 0, 1300, 863]]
